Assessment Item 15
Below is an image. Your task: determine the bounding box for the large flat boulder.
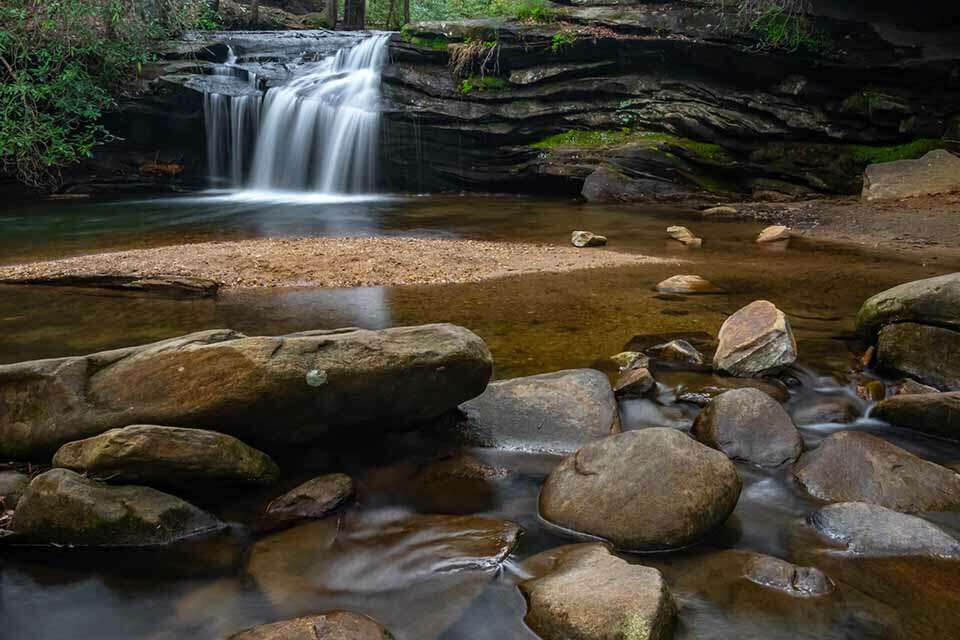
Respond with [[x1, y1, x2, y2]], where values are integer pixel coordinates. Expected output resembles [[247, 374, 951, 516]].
[[0, 324, 493, 459], [52, 425, 280, 488], [713, 300, 797, 376], [455, 369, 619, 454], [793, 431, 960, 512], [862, 150, 960, 201], [809, 502, 960, 558], [519, 544, 676, 640], [872, 392, 960, 440], [855, 272, 960, 340], [539, 429, 741, 549], [227, 612, 393, 640], [8, 468, 223, 546], [876, 323, 960, 390]]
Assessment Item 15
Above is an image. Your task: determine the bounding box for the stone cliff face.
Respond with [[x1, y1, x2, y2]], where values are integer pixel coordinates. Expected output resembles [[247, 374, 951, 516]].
[[380, 1, 960, 200]]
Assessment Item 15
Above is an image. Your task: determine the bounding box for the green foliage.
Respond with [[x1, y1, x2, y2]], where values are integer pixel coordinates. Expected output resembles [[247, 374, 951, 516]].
[[400, 24, 449, 49], [848, 139, 945, 165], [532, 129, 731, 162], [550, 30, 575, 53], [0, 0, 207, 190], [458, 75, 507, 94], [490, 0, 556, 22], [750, 8, 830, 53]]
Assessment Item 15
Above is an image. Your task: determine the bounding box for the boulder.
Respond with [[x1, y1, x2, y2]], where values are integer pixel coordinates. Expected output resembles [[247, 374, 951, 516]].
[[655, 274, 724, 294], [9, 468, 223, 546], [891, 379, 939, 396], [692, 388, 803, 466], [872, 392, 960, 440], [666, 225, 702, 247], [647, 339, 704, 366], [539, 428, 741, 549], [52, 425, 280, 488], [0, 324, 493, 459], [876, 323, 960, 390], [808, 502, 960, 558], [743, 555, 835, 597], [227, 612, 393, 640], [862, 149, 960, 201], [613, 367, 656, 398], [855, 272, 960, 340], [793, 431, 960, 512], [456, 369, 620, 454], [714, 300, 797, 376], [581, 164, 685, 203], [756, 225, 792, 243], [265, 474, 354, 526], [519, 544, 676, 640], [571, 231, 608, 247], [0, 470, 30, 509]]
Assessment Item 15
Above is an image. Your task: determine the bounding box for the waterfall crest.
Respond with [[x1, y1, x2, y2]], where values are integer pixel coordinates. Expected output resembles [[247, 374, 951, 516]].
[[203, 33, 390, 195]]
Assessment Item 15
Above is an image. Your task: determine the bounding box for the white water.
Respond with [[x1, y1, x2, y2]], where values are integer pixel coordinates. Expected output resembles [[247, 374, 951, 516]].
[[203, 34, 390, 195]]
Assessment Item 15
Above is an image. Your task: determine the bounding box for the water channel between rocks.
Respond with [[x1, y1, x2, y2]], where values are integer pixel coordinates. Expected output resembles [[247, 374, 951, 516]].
[[2, 194, 959, 639]]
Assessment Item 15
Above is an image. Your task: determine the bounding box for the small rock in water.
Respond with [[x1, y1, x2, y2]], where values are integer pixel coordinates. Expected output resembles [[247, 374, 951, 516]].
[[613, 367, 656, 398], [744, 555, 835, 597], [265, 473, 355, 527], [756, 225, 792, 243], [872, 391, 960, 440], [808, 502, 960, 558], [647, 339, 705, 366], [656, 274, 724, 294], [856, 379, 886, 402], [666, 225, 703, 247], [571, 230, 608, 248], [610, 351, 650, 371], [702, 205, 738, 216], [0, 470, 30, 510], [791, 397, 861, 426], [227, 611, 394, 640], [714, 300, 798, 376]]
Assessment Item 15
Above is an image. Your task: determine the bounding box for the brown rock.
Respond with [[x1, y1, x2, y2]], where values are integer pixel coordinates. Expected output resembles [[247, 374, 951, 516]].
[[667, 226, 702, 247], [877, 322, 960, 390], [227, 612, 393, 640], [872, 392, 960, 440], [265, 474, 354, 526], [714, 300, 797, 376], [655, 275, 724, 294], [744, 555, 835, 597], [756, 225, 792, 243], [571, 231, 608, 248], [647, 339, 705, 366], [613, 367, 656, 398], [862, 149, 960, 201]]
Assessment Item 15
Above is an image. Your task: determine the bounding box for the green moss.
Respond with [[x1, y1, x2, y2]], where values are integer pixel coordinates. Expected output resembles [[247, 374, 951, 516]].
[[848, 139, 945, 165], [551, 31, 576, 53], [459, 75, 508, 94], [490, 0, 558, 22], [400, 25, 449, 50], [750, 7, 832, 54], [531, 129, 731, 162]]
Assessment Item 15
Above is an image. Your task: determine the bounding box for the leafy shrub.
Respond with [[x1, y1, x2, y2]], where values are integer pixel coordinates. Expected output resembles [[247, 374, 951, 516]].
[[550, 30, 575, 53]]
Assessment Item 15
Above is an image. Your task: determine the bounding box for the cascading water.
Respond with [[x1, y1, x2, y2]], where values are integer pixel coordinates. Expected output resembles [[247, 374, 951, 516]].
[[202, 34, 390, 195]]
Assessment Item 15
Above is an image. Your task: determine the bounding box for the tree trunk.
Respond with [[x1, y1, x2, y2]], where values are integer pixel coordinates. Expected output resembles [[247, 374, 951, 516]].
[[342, 0, 365, 30], [249, 0, 260, 26], [325, 0, 337, 29], [403, 0, 410, 24]]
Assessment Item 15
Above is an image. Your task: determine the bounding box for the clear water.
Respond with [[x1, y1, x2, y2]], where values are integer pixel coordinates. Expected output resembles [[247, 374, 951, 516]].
[[1, 194, 959, 639]]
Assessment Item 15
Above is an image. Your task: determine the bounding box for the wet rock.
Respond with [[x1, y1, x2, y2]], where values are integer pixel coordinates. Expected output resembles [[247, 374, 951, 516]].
[[624, 331, 717, 362], [809, 502, 960, 558], [671, 371, 789, 406], [756, 225, 792, 243], [702, 205, 738, 216], [791, 397, 861, 426], [0, 274, 219, 299], [667, 225, 702, 247], [265, 474, 354, 527], [862, 150, 960, 201], [647, 339, 705, 366], [227, 612, 393, 640], [793, 431, 960, 512], [610, 351, 650, 371], [581, 164, 690, 203], [655, 274, 724, 294], [456, 369, 620, 454], [520, 544, 676, 640], [744, 554, 835, 597], [0, 470, 30, 509], [876, 322, 960, 390], [714, 300, 797, 376], [0, 324, 493, 459], [539, 428, 741, 549], [399, 453, 513, 514], [571, 231, 607, 248], [891, 379, 939, 396], [692, 388, 802, 467], [872, 392, 960, 440], [613, 367, 656, 398], [856, 380, 886, 402], [52, 425, 280, 488], [9, 468, 223, 546], [856, 272, 960, 340]]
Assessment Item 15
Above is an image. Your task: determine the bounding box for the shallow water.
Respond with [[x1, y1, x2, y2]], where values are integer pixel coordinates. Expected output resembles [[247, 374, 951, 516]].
[[2, 193, 959, 639]]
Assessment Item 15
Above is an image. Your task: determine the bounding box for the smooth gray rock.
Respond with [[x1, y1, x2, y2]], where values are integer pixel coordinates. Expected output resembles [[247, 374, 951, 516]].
[[809, 502, 960, 558], [714, 300, 797, 376], [877, 322, 960, 390], [862, 149, 960, 201], [873, 392, 960, 440], [456, 369, 620, 454], [856, 272, 960, 340]]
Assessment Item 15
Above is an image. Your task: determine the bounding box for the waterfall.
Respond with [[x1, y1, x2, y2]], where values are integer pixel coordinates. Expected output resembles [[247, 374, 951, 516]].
[[202, 34, 390, 195]]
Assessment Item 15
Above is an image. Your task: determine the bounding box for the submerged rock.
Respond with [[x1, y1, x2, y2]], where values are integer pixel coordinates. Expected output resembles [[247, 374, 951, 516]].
[[265, 474, 354, 527], [667, 225, 702, 247], [0, 274, 220, 299], [744, 554, 835, 597], [855, 272, 960, 340], [539, 429, 741, 549], [809, 502, 960, 558], [52, 425, 280, 488], [872, 392, 960, 440], [793, 431, 960, 512], [0, 470, 30, 509], [9, 469, 222, 546], [862, 149, 960, 201], [791, 397, 861, 426], [756, 225, 792, 243], [655, 274, 724, 294], [672, 371, 789, 406], [876, 322, 960, 390], [456, 369, 620, 454], [692, 388, 802, 467], [227, 612, 393, 640], [0, 324, 493, 459], [520, 544, 676, 640], [714, 300, 797, 376], [613, 367, 656, 398], [571, 230, 608, 247]]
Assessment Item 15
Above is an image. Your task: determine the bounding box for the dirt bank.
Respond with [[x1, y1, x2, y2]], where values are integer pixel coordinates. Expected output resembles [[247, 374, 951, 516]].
[[0, 236, 669, 289]]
